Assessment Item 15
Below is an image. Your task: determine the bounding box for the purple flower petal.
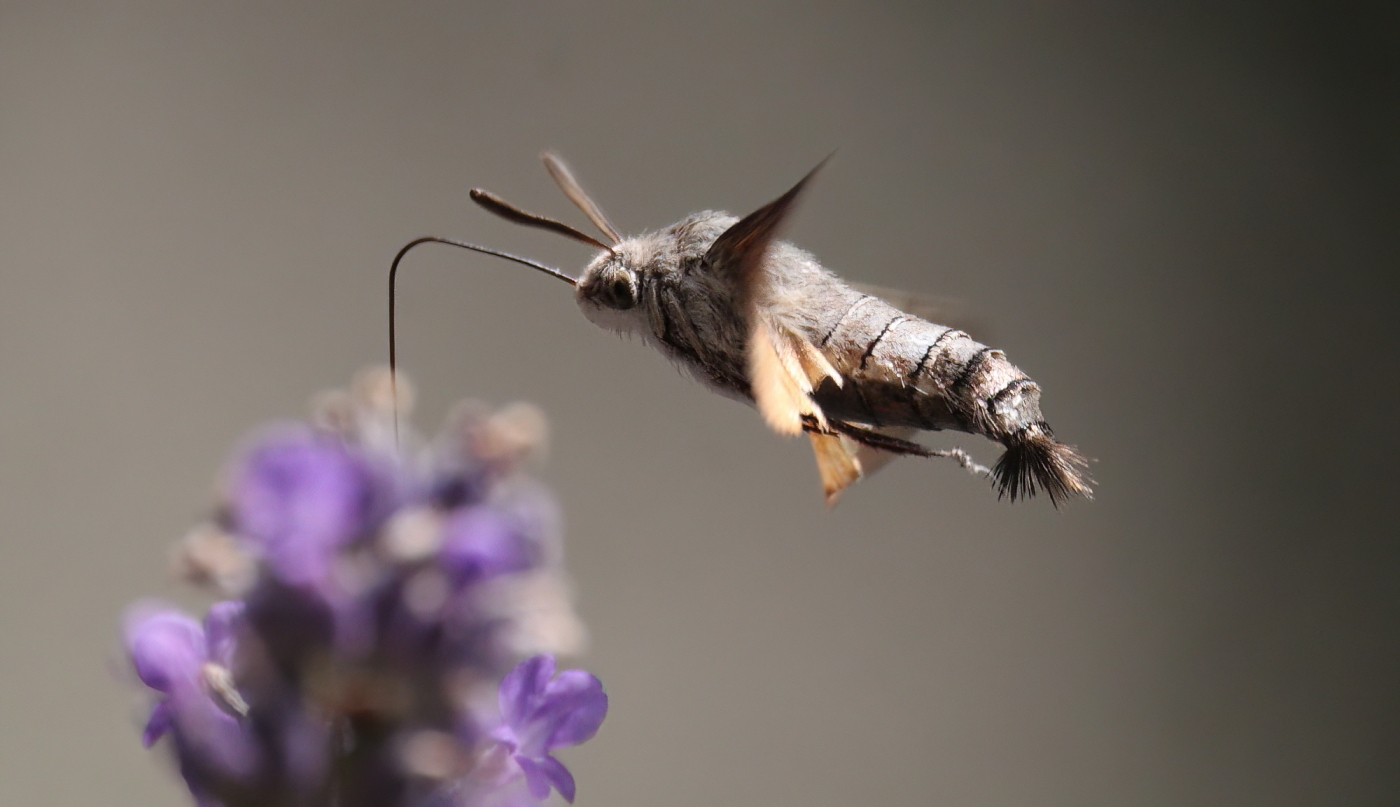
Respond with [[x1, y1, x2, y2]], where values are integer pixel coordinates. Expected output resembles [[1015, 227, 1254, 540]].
[[498, 657, 608, 760], [439, 505, 535, 586], [535, 754, 576, 803], [142, 699, 174, 747], [229, 428, 381, 584], [202, 600, 244, 668], [539, 670, 607, 749], [126, 607, 205, 693], [514, 755, 553, 801], [170, 698, 260, 780], [499, 654, 556, 729]]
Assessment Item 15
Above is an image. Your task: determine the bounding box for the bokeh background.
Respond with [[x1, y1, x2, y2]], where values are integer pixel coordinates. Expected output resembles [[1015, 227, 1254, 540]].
[[2, 2, 1396, 805]]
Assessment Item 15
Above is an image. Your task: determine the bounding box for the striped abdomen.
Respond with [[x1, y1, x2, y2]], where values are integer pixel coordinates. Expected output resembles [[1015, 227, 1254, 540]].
[[809, 289, 1091, 503]]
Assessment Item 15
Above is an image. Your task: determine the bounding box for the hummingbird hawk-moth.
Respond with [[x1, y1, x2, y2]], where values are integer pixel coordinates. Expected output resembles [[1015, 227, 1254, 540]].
[[389, 153, 1092, 506]]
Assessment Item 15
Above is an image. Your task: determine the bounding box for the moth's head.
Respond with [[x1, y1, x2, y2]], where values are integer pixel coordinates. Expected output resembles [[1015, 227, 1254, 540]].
[[463, 154, 734, 335], [577, 250, 636, 305], [574, 213, 735, 333], [574, 239, 650, 333]]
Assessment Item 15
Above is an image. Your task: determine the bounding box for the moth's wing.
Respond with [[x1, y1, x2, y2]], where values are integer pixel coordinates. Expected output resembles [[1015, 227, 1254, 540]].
[[708, 158, 860, 503], [748, 319, 841, 435], [808, 432, 862, 506], [703, 157, 829, 297], [708, 155, 835, 423], [847, 281, 989, 338], [709, 159, 830, 431], [809, 425, 920, 506], [748, 320, 812, 436], [749, 317, 865, 504], [811, 424, 917, 505]]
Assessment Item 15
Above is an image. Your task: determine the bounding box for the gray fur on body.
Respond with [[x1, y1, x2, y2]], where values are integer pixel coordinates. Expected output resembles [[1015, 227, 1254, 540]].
[[434, 152, 1088, 502], [575, 211, 1051, 450]]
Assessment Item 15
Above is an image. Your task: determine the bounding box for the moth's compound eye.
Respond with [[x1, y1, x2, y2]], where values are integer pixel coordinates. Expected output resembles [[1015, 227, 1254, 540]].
[[605, 275, 636, 310]]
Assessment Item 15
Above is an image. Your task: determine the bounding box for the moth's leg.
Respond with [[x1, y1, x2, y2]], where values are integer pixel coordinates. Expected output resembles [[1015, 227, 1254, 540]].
[[852, 426, 914, 478], [817, 418, 920, 453], [817, 418, 991, 478], [924, 446, 991, 478]]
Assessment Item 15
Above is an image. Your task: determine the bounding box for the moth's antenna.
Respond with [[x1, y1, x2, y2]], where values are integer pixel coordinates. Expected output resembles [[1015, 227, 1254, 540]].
[[469, 189, 615, 253], [541, 151, 622, 244], [388, 236, 576, 442]]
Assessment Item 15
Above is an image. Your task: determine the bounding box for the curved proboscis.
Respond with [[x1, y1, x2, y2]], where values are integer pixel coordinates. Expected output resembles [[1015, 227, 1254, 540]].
[[388, 236, 575, 440]]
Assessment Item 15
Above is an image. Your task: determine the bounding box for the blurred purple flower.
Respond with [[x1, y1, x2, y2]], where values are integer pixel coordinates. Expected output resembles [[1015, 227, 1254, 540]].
[[439, 506, 536, 587], [228, 426, 385, 586], [123, 371, 603, 807], [125, 601, 258, 784], [490, 655, 607, 803]]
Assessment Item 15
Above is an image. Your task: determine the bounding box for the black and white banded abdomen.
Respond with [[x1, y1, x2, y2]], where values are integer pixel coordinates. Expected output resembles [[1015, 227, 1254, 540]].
[[808, 290, 1091, 503]]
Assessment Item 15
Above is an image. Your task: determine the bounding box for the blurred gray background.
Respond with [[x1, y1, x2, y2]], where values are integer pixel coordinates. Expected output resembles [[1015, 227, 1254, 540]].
[[2, 2, 1396, 805]]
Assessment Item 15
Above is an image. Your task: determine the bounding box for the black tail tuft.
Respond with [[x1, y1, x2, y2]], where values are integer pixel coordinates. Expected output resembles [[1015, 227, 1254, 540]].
[[991, 424, 1093, 507]]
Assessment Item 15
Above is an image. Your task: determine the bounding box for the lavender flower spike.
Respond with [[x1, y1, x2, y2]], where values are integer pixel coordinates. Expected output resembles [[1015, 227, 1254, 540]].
[[122, 369, 605, 807], [492, 655, 608, 803]]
